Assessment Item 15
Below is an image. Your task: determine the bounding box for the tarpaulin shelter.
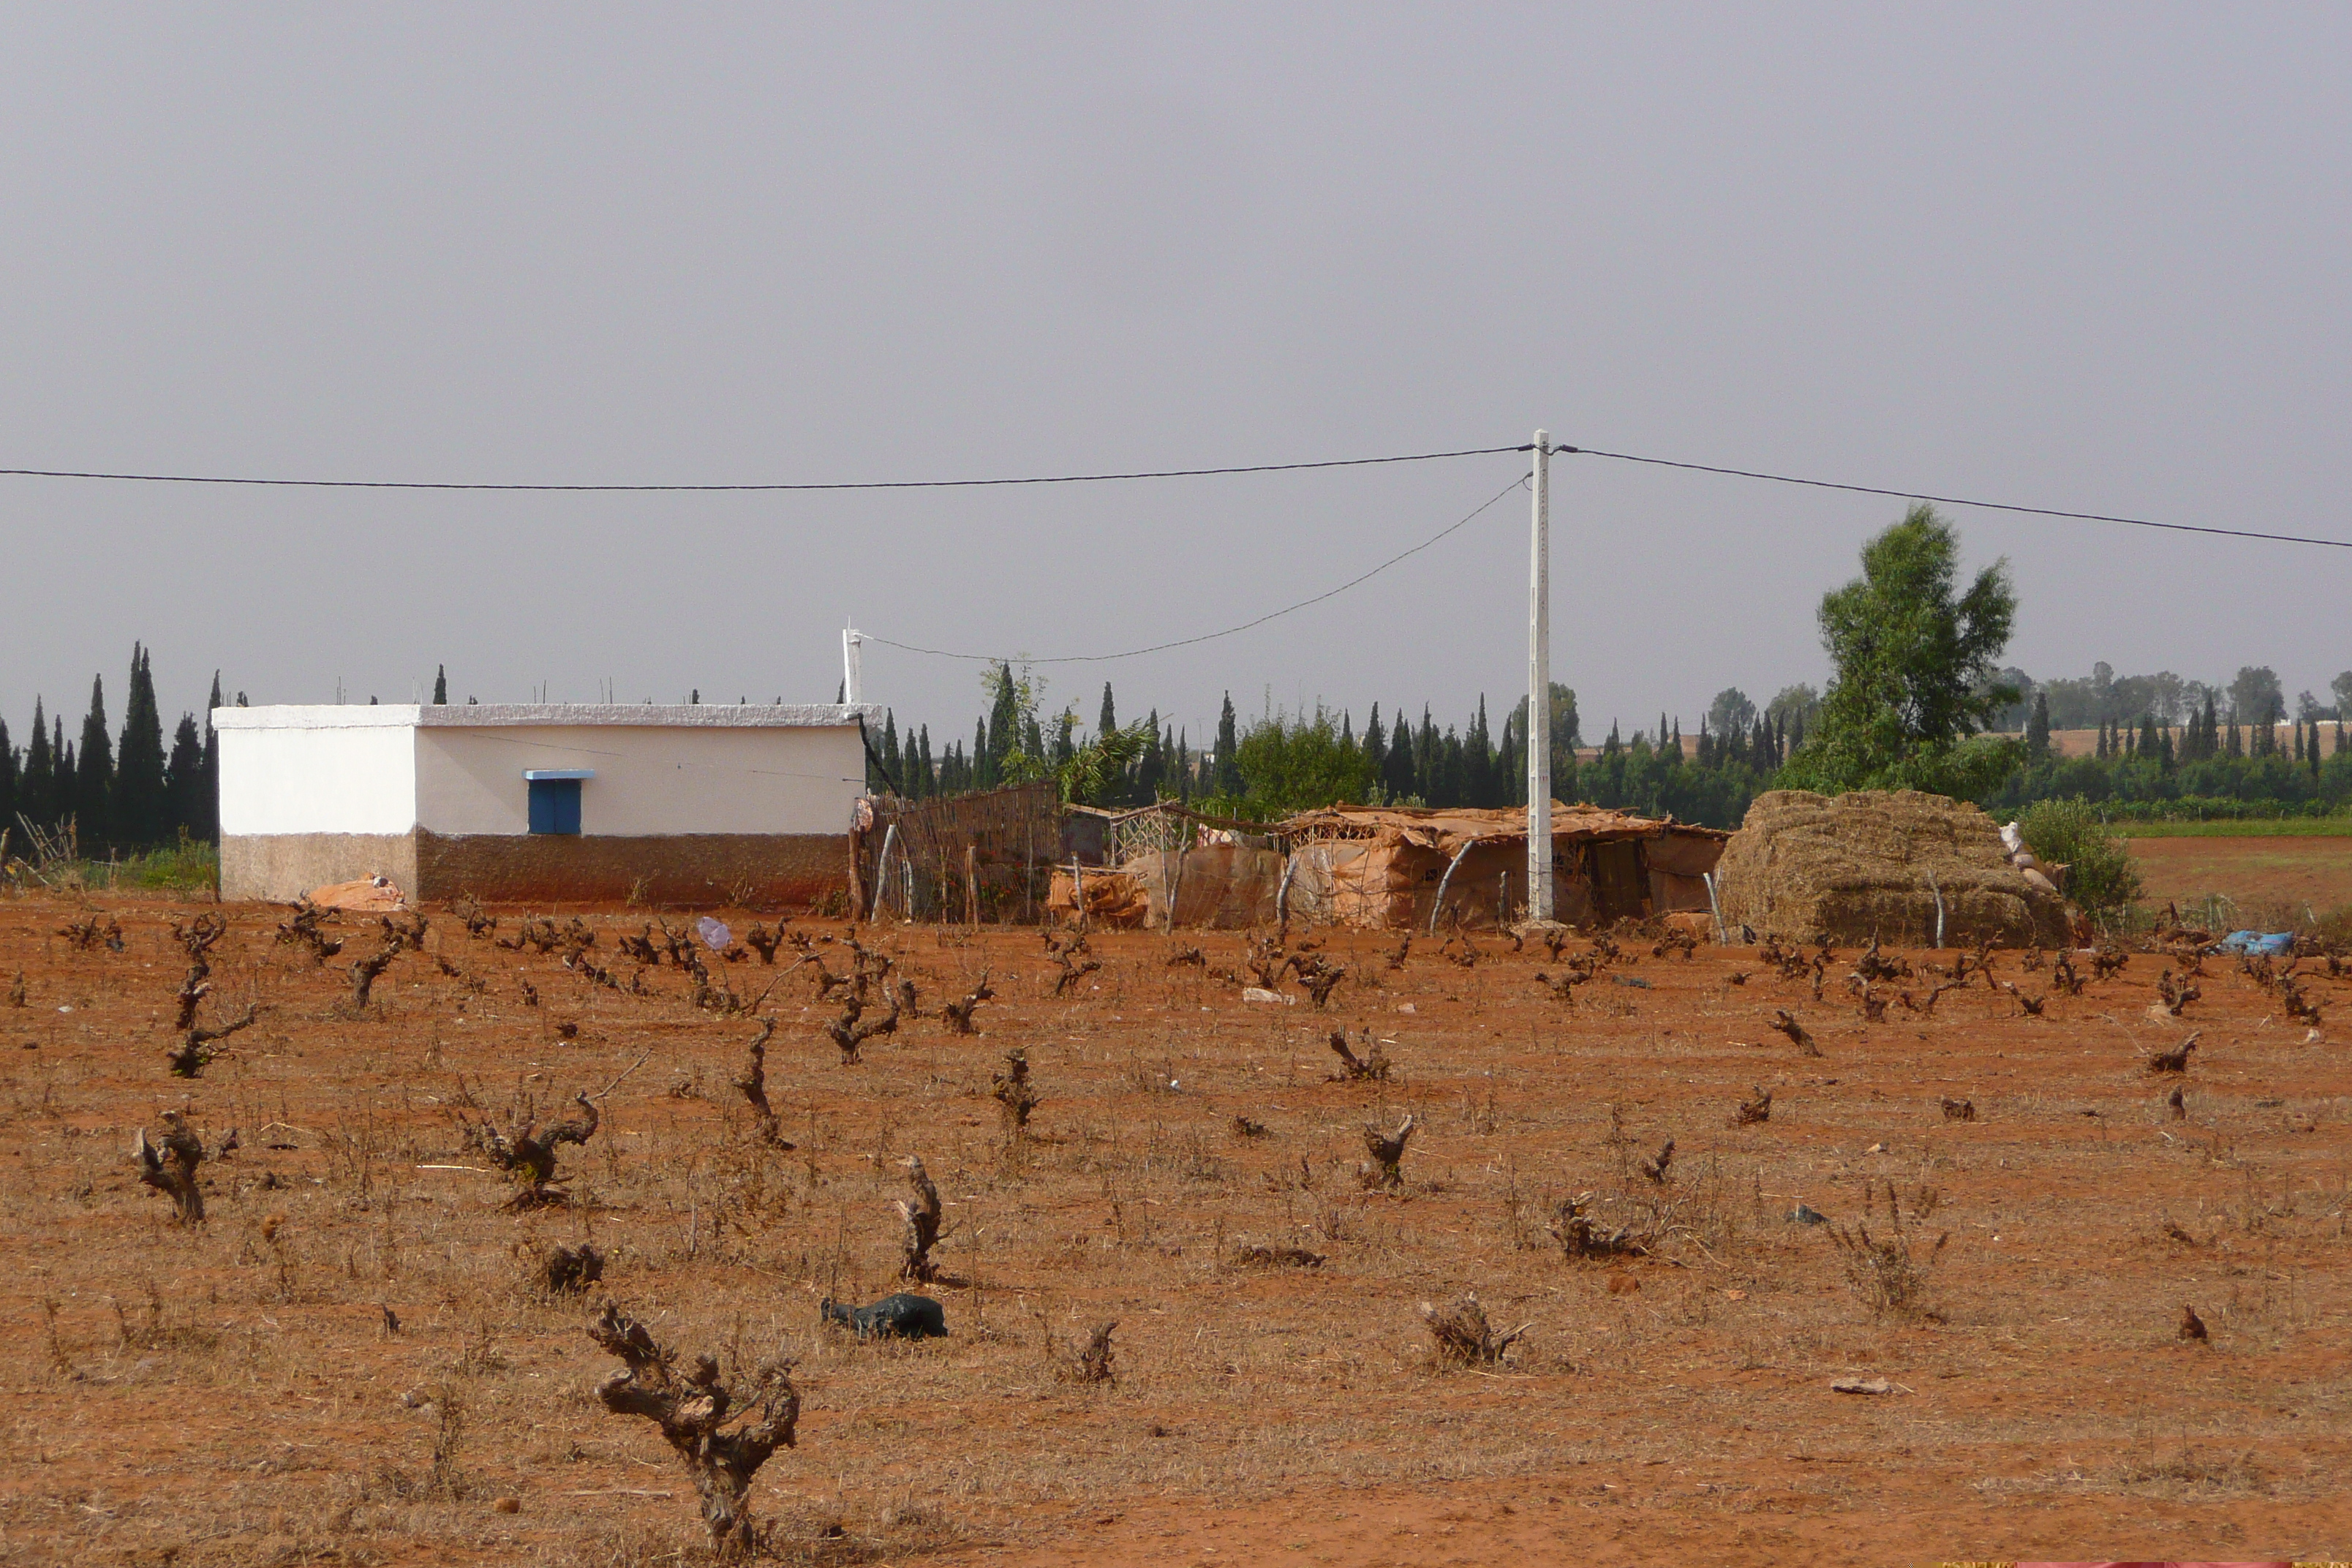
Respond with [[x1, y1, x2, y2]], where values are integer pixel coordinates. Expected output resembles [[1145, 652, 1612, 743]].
[[1278, 803, 1729, 932], [865, 791, 1728, 934], [1047, 801, 1287, 929]]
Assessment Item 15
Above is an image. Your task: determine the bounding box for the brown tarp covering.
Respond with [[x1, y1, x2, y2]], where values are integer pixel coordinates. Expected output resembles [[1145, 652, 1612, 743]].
[[1130, 846, 1284, 929], [1045, 865, 1152, 927], [1713, 788, 2069, 949]]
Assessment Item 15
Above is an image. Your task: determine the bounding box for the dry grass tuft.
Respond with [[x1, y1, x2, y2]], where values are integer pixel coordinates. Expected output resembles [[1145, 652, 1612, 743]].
[[991, 1047, 1041, 1134], [1359, 1114, 1415, 1189], [1420, 1294, 1527, 1367], [1828, 1179, 1949, 1316]]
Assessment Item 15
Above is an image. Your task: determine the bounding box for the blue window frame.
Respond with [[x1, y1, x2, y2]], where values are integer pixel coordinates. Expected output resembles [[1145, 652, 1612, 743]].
[[524, 770, 591, 835]]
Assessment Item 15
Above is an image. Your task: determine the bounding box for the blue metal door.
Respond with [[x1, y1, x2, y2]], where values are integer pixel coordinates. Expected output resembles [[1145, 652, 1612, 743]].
[[528, 777, 582, 835]]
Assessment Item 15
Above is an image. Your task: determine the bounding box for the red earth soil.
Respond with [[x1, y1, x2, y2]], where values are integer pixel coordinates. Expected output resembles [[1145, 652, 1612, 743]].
[[0, 896, 2345, 1566]]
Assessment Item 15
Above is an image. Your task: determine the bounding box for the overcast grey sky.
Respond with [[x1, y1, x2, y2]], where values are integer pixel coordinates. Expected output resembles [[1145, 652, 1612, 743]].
[[3, 4, 2347, 752]]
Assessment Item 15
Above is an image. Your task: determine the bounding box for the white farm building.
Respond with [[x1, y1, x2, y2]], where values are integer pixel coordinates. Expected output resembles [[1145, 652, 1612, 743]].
[[216, 703, 876, 905]]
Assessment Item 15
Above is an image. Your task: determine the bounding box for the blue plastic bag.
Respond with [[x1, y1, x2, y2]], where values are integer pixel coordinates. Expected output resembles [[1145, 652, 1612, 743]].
[[2219, 930, 2293, 957]]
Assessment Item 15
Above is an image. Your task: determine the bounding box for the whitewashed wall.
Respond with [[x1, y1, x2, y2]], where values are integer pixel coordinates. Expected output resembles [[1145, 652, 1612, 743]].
[[413, 707, 867, 836], [216, 706, 419, 835], [216, 704, 872, 840]]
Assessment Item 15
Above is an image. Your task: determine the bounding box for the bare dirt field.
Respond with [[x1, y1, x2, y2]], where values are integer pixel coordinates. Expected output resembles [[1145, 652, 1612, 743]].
[[2, 895, 2348, 1567], [2127, 836, 2352, 922]]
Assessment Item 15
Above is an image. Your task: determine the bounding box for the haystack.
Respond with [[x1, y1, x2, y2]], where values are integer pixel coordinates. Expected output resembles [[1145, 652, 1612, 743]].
[[1713, 790, 2068, 949]]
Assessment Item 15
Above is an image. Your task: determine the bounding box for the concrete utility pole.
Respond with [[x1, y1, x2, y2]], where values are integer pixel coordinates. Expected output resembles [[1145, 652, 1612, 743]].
[[1526, 431, 1553, 920], [842, 625, 864, 706]]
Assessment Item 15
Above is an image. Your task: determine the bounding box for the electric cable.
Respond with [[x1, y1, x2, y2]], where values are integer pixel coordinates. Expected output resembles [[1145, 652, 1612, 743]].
[[1561, 445, 2352, 551], [0, 445, 1523, 492], [864, 471, 1531, 665]]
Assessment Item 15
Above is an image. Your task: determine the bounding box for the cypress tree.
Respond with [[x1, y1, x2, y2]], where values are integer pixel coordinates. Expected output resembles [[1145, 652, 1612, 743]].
[[987, 663, 1019, 771], [0, 717, 14, 840], [114, 645, 167, 848], [1365, 705, 1386, 774], [1414, 706, 1439, 802], [881, 712, 902, 790], [165, 714, 204, 837], [1438, 727, 1467, 808], [2312, 728, 2323, 779], [1464, 697, 1493, 806], [972, 717, 992, 790], [1135, 712, 1166, 802], [1052, 712, 1077, 770], [1215, 693, 1243, 796], [1381, 703, 1414, 801], [1494, 709, 1520, 805], [1097, 682, 1117, 740], [2026, 691, 2051, 760], [432, 665, 448, 704], [56, 726, 76, 829], [916, 725, 935, 797], [20, 699, 51, 828], [2140, 715, 2160, 758], [200, 672, 223, 841], [75, 674, 115, 848]]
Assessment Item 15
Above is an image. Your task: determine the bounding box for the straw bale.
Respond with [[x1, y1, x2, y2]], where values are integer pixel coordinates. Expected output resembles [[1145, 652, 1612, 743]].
[[1714, 789, 2067, 949]]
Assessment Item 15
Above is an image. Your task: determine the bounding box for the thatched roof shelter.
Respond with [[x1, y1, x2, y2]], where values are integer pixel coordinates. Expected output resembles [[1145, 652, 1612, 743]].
[[1280, 803, 1727, 931]]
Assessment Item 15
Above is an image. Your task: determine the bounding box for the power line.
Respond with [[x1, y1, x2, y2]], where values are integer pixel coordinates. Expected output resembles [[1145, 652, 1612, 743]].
[[1563, 445, 2352, 551], [13, 426, 2337, 549], [864, 472, 1531, 666], [0, 444, 1523, 493]]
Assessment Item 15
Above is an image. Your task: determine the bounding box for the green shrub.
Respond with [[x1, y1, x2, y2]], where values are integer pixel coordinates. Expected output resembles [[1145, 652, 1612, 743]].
[[2018, 797, 2141, 917]]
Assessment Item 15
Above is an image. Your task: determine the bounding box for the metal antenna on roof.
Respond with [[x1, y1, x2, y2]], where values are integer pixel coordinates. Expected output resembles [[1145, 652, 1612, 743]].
[[842, 623, 864, 706], [1526, 431, 1553, 921]]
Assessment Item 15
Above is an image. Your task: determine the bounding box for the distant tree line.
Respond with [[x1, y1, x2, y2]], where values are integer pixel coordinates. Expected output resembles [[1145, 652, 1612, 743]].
[[1989, 660, 2351, 734], [1, 647, 223, 856], [867, 667, 1824, 829], [1988, 699, 2351, 818]]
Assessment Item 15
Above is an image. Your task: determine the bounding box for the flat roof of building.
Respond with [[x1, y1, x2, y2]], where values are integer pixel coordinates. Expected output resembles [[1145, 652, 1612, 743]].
[[212, 703, 879, 730]]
